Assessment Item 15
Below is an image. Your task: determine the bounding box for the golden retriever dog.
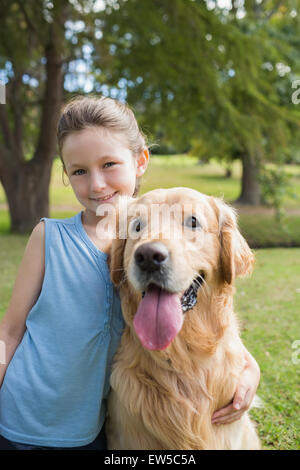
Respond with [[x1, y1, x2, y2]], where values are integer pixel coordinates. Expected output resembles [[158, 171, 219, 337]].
[[106, 187, 260, 450]]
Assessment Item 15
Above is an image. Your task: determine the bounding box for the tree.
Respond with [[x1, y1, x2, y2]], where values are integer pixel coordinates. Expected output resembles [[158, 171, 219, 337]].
[[0, 0, 95, 233], [1, 0, 299, 235], [96, 0, 300, 205], [223, 0, 300, 204]]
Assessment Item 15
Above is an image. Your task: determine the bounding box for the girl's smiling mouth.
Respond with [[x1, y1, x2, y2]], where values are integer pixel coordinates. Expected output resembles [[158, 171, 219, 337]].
[[89, 191, 118, 202]]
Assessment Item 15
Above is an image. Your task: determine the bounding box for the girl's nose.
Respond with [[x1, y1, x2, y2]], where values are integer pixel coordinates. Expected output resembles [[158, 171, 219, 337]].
[[89, 171, 106, 192]]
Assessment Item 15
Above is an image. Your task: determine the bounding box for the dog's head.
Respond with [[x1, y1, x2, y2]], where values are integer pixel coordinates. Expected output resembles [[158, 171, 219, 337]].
[[109, 188, 254, 351]]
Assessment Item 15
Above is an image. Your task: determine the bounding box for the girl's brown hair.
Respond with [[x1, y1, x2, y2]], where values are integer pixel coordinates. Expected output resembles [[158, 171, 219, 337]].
[[57, 95, 148, 196]]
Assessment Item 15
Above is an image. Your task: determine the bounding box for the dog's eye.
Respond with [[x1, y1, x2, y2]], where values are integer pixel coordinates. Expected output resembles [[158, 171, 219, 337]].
[[135, 222, 141, 232], [129, 218, 145, 235], [184, 216, 201, 230]]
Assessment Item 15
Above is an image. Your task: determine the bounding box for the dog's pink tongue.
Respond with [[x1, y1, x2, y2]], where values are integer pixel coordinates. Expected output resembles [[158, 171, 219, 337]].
[[133, 284, 183, 350]]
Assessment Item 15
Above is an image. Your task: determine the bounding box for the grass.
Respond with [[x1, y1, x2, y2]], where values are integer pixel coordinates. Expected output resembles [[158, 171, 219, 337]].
[[142, 156, 300, 248], [0, 234, 28, 316], [0, 237, 299, 449], [142, 156, 300, 207], [1, 156, 300, 247], [238, 213, 300, 248], [0, 155, 299, 449], [1, 155, 300, 209], [235, 249, 300, 450]]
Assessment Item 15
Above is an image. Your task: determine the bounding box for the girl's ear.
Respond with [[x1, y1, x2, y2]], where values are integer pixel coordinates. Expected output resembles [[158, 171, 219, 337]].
[[211, 197, 255, 285], [136, 148, 149, 177]]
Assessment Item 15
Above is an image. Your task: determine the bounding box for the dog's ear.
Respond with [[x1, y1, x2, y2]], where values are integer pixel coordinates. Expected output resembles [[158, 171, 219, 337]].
[[107, 195, 133, 286], [108, 236, 126, 286], [211, 197, 255, 285]]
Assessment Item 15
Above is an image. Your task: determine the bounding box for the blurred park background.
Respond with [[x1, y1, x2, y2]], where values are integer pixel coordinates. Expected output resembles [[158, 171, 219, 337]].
[[0, 0, 299, 449]]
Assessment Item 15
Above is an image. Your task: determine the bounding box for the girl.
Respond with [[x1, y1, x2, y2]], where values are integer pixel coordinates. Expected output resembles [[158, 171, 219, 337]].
[[0, 96, 260, 450]]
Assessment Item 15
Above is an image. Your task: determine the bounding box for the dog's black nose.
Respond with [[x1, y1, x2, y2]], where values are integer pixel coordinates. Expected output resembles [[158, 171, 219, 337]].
[[134, 242, 169, 272]]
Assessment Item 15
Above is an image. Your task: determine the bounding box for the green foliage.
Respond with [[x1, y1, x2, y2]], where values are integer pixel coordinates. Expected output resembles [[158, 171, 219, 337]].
[[239, 212, 300, 248], [189, 138, 211, 163], [259, 165, 299, 221], [235, 247, 300, 450], [96, 0, 300, 166], [0, 0, 97, 158]]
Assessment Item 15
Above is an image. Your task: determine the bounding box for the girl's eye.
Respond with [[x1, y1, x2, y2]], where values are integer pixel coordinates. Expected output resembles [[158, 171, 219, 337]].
[[104, 162, 116, 168], [73, 169, 86, 176], [184, 216, 202, 230]]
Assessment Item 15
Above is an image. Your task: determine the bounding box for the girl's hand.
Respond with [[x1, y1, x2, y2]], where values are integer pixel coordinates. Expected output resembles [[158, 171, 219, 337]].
[[211, 348, 260, 425]]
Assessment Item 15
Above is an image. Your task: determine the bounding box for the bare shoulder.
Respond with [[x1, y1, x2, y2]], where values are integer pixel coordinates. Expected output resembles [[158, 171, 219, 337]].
[[30, 220, 45, 245], [33, 219, 45, 234], [21, 220, 45, 272], [20, 220, 46, 298]]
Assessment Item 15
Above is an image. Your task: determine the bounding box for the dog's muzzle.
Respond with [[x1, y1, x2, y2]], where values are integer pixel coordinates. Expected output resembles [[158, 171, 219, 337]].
[[135, 242, 204, 313]]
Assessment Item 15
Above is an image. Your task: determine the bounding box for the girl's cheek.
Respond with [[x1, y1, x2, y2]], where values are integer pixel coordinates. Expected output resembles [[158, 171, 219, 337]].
[[71, 179, 87, 195]]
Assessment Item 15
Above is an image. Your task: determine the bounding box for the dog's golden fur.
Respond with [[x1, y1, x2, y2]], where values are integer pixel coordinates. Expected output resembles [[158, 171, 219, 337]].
[[106, 188, 260, 450]]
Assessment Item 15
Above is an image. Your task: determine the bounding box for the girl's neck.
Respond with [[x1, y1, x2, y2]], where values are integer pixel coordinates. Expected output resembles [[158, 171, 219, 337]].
[[81, 209, 113, 254], [82, 209, 99, 228]]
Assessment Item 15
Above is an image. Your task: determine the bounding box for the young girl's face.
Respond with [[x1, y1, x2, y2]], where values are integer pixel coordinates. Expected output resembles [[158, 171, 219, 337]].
[[62, 126, 148, 214]]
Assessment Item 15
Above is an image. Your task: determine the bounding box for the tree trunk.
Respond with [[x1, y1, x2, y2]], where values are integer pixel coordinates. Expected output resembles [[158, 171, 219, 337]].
[[235, 153, 262, 205], [225, 165, 232, 179], [0, 31, 64, 233], [1, 159, 53, 233]]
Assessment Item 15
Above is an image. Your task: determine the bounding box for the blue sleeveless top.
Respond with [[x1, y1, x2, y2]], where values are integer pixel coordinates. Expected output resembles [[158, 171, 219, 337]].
[[0, 212, 124, 447]]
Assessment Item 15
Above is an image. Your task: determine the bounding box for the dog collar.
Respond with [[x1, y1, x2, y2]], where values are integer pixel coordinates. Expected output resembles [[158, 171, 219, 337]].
[[181, 275, 204, 313], [141, 275, 204, 313]]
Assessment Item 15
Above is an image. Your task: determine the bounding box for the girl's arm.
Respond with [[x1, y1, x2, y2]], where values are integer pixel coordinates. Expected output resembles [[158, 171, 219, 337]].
[[212, 345, 260, 425], [0, 221, 45, 388]]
